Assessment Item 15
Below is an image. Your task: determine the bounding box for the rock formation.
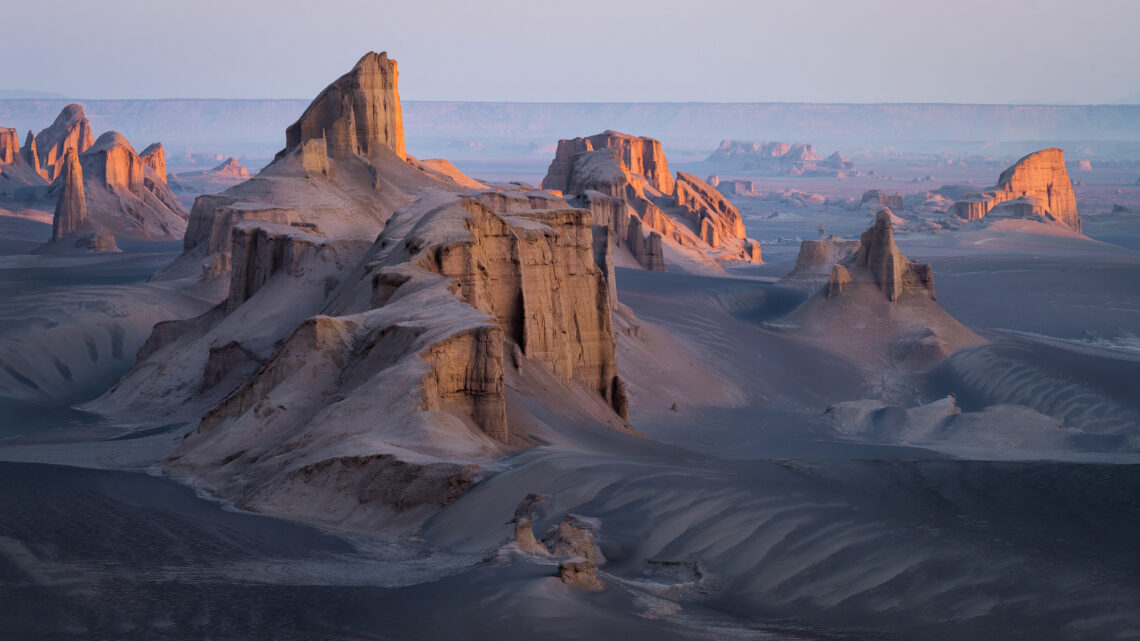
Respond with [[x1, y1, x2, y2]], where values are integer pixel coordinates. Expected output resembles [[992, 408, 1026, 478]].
[[281, 51, 404, 160], [36, 104, 94, 181], [140, 143, 167, 183], [705, 139, 851, 176], [96, 51, 634, 535], [21, 130, 42, 177], [781, 235, 860, 287], [51, 149, 86, 239], [862, 189, 904, 211], [69, 131, 188, 240], [31, 148, 118, 254], [542, 131, 762, 272], [948, 148, 1081, 232], [543, 130, 674, 195], [781, 210, 981, 368], [0, 128, 18, 164], [851, 210, 935, 303]]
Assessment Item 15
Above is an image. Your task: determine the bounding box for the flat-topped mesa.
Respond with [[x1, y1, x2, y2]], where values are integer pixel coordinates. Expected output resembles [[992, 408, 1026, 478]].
[[0, 128, 18, 164], [848, 210, 935, 303], [282, 51, 405, 160], [543, 130, 674, 195], [36, 104, 94, 181], [52, 148, 87, 239], [140, 143, 167, 183], [949, 148, 1081, 232]]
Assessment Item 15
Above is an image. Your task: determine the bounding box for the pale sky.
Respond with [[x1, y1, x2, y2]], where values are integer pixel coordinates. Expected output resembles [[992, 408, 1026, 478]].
[[4, 0, 1139, 104]]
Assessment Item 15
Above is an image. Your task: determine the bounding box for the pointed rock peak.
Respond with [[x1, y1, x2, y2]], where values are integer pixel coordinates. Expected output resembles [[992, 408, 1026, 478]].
[[53, 148, 87, 240], [283, 50, 405, 160], [140, 142, 167, 183], [848, 209, 935, 303], [36, 103, 95, 180]]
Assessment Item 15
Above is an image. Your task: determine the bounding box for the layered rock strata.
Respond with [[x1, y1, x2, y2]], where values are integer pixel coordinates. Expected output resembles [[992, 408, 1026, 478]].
[[98, 51, 633, 535], [282, 51, 405, 160], [542, 130, 762, 271], [948, 148, 1081, 231]]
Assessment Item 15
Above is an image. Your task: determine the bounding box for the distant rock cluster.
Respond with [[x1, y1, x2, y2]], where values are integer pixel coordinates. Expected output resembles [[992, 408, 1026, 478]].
[[0, 103, 188, 252], [705, 139, 860, 177]]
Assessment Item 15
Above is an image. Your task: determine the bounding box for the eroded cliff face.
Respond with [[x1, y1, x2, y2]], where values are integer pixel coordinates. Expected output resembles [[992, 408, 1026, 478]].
[[283, 51, 405, 160], [72, 131, 187, 241], [36, 103, 94, 181], [0, 128, 18, 164], [51, 148, 86, 239], [851, 210, 935, 303], [543, 130, 674, 195], [139, 142, 167, 184], [541, 130, 762, 272], [99, 51, 633, 536], [949, 148, 1081, 232]]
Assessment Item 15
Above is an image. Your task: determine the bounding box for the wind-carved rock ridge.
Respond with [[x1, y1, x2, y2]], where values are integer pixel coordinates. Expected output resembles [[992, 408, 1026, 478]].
[[948, 148, 1081, 232], [97, 51, 634, 536], [541, 130, 762, 273]]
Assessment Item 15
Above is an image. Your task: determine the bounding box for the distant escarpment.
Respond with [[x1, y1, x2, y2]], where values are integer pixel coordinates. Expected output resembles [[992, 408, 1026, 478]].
[[95, 51, 634, 535], [948, 148, 1081, 232], [541, 130, 762, 272]]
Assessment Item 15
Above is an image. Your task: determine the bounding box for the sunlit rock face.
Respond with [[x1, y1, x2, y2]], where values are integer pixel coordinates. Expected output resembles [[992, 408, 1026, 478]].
[[949, 148, 1081, 232], [542, 130, 762, 271], [282, 51, 405, 160], [36, 104, 95, 181]]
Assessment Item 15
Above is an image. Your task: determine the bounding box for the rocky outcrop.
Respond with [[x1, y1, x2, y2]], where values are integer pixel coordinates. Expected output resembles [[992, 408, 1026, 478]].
[[140, 143, 167, 183], [282, 51, 405, 160], [673, 171, 747, 244], [84, 132, 145, 192], [542, 131, 763, 272], [71, 131, 188, 240], [543, 130, 673, 195], [852, 210, 935, 303], [948, 148, 1081, 232], [781, 235, 860, 288], [705, 139, 846, 176], [51, 148, 87, 239], [32, 148, 119, 254], [862, 189, 903, 211], [97, 52, 635, 537], [21, 130, 42, 177], [0, 128, 18, 164], [36, 104, 94, 181]]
